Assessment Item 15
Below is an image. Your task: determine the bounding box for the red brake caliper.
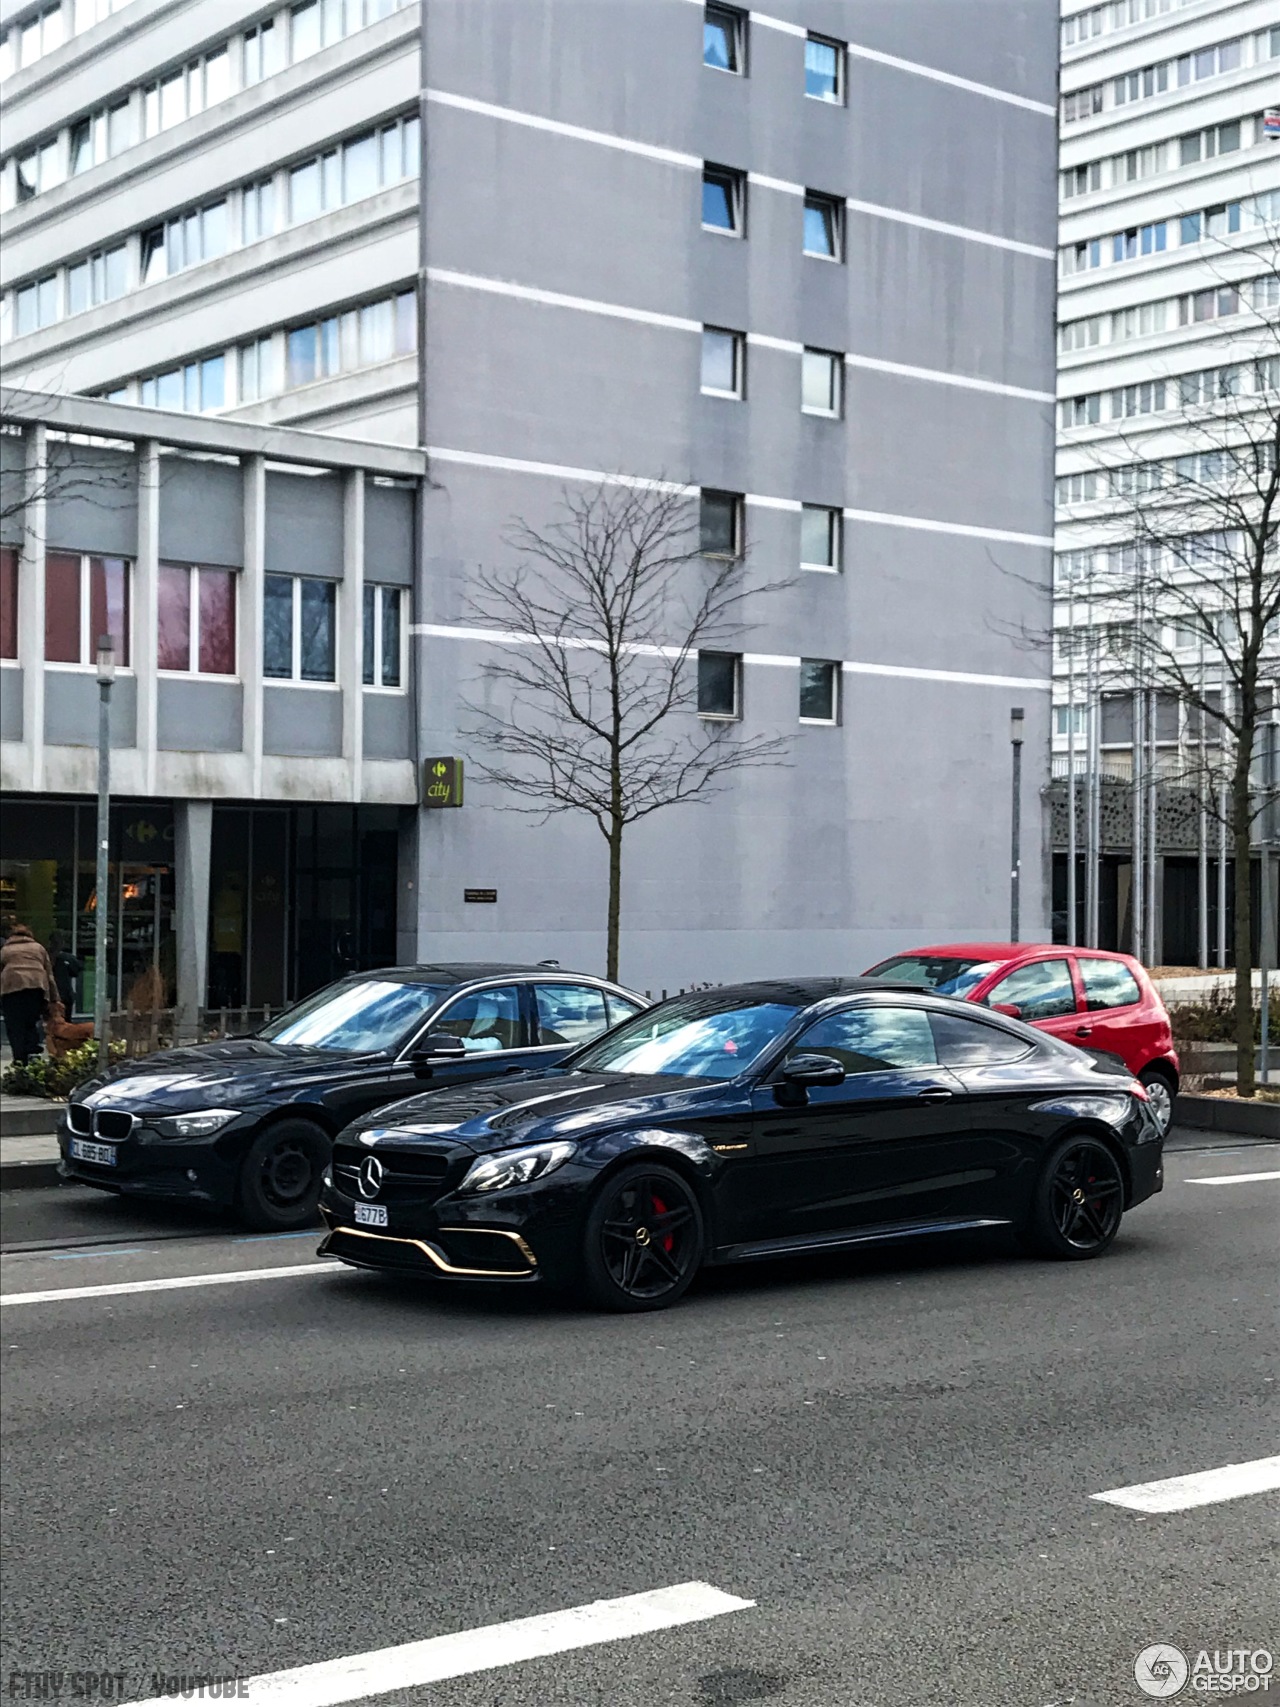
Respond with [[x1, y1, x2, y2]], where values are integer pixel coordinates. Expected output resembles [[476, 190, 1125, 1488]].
[[651, 1194, 674, 1253]]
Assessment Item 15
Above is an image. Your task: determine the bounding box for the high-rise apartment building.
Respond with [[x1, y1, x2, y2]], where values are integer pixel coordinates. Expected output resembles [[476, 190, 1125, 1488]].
[[1054, 0, 1279, 961], [2, 1, 1059, 993]]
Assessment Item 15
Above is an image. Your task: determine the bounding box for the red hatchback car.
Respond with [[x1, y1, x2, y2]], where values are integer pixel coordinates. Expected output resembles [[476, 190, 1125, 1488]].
[[864, 943, 1180, 1132]]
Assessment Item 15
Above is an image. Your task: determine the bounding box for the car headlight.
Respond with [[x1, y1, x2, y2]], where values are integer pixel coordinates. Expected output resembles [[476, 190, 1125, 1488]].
[[150, 1108, 240, 1140], [457, 1141, 577, 1195]]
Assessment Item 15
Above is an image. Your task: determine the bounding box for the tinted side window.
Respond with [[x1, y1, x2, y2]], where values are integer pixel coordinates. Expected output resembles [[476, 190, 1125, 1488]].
[[985, 959, 1076, 1021], [606, 993, 645, 1027], [930, 1012, 1031, 1067], [432, 985, 524, 1052], [1078, 958, 1142, 1011], [535, 983, 609, 1046], [791, 1006, 937, 1074]]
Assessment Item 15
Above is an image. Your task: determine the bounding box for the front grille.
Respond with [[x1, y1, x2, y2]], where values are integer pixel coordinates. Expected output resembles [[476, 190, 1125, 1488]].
[[67, 1104, 93, 1136], [94, 1110, 135, 1141], [331, 1152, 451, 1207]]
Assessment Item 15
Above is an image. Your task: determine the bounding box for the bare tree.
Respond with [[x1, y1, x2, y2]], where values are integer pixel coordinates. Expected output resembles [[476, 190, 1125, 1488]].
[[1067, 272, 1279, 1095], [464, 481, 791, 980]]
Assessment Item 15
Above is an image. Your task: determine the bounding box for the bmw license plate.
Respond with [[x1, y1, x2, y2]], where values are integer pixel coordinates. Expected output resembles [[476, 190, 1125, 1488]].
[[354, 1203, 388, 1228], [69, 1137, 117, 1167]]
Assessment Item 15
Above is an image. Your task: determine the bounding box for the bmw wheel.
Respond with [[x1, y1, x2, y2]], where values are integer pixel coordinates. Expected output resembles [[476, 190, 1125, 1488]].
[[581, 1163, 705, 1312], [1024, 1134, 1126, 1261], [237, 1120, 329, 1231]]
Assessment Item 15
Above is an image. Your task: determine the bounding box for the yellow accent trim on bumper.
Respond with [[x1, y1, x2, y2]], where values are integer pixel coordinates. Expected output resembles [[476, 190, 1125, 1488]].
[[320, 1223, 538, 1279]]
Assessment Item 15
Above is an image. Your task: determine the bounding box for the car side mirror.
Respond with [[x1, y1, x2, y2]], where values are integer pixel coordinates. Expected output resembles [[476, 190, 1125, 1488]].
[[992, 1002, 1022, 1020], [411, 1034, 468, 1074], [779, 1052, 846, 1088]]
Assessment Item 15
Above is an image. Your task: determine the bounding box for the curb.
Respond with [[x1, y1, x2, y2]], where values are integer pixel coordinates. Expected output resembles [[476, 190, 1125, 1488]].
[[0, 1160, 64, 1192], [1173, 1093, 1280, 1141]]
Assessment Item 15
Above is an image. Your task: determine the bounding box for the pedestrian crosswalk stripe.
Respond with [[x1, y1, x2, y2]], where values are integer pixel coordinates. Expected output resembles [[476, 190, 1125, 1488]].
[[1092, 1456, 1280, 1513], [121, 1582, 754, 1707]]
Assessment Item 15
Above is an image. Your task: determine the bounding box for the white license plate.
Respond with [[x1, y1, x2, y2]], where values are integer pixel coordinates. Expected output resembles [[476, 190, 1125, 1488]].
[[354, 1203, 388, 1228], [69, 1137, 118, 1167]]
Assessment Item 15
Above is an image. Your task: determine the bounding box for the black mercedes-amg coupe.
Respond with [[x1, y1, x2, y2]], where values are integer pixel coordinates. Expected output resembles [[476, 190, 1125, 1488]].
[[317, 978, 1164, 1311]]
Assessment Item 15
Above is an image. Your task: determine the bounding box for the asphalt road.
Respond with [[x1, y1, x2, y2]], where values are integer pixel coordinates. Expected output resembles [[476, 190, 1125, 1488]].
[[1, 1139, 1276, 1707]]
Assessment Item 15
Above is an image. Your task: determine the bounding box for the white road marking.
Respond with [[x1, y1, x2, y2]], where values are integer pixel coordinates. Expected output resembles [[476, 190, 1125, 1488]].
[[122, 1582, 754, 1707], [1185, 1171, 1280, 1186], [1092, 1456, 1280, 1514], [0, 1262, 327, 1307]]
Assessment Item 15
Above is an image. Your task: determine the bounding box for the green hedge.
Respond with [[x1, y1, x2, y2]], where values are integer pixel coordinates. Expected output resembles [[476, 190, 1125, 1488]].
[[1, 1040, 126, 1100]]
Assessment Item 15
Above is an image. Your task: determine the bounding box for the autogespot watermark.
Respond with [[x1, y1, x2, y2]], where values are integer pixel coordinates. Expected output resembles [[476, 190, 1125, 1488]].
[[6, 1677, 250, 1701], [1135, 1645, 1275, 1698]]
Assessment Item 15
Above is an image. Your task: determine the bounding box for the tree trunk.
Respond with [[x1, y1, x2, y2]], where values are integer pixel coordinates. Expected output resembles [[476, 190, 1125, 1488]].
[[1232, 745, 1255, 1099], [606, 817, 623, 983]]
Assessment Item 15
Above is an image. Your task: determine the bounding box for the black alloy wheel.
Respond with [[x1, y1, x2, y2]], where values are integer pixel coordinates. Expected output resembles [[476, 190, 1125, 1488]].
[[581, 1163, 705, 1312], [1024, 1134, 1126, 1260], [237, 1119, 329, 1231]]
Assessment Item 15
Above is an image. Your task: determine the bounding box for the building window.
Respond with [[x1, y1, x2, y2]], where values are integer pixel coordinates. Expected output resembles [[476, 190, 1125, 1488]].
[[703, 4, 744, 73], [1060, 162, 1101, 198], [66, 245, 129, 315], [1060, 394, 1101, 428], [43, 553, 130, 666], [702, 164, 744, 234], [141, 201, 228, 285], [1054, 705, 1087, 738], [139, 355, 225, 413], [803, 191, 842, 259], [284, 290, 416, 389], [699, 490, 741, 558], [14, 274, 58, 336], [701, 326, 744, 397], [143, 50, 231, 137], [241, 21, 284, 87], [1061, 84, 1103, 123], [263, 575, 336, 682], [697, 651, 741, 718], [0, 548, 16, 659], [157, 564, 237, 675], [800, 506, 840, 571], [286, 117, 419, 227], [1180, 285, 1240, 325], [242, 177, 277, 244], [14, 4, 64, 71], [238, 336, 279, 403], [801, 348, 841, 416], [12, 138, 64, 202], [362, 585, 402, 687], [68, 103, 132, 176], [805, 34, 843, 103], [799, 659, 839, 724]]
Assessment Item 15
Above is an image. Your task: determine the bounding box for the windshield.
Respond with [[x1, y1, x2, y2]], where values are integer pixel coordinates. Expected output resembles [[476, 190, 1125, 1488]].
[[570, 994, 802, 1080], [865, 956, 1003, 999], [257, 979, 447, 1053]]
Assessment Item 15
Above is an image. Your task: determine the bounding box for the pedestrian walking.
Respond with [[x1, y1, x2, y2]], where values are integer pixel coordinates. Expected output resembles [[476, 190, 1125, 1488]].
[[47, 931, 84, 1016], [1, 922, 58, 1065]]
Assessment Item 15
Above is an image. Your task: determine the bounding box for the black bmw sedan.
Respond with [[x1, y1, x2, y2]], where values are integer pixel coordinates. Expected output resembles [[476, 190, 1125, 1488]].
[[317, 978, 1164, 1311], [58, 965, 645, 1228]]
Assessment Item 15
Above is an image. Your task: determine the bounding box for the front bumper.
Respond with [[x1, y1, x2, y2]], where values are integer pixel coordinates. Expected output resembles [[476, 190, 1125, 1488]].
[[57, 1115, 249, 1207], [317, 1173, 582, 1284]]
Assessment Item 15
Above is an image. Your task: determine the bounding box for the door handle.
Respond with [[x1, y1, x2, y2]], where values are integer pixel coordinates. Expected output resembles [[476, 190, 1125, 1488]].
[[1075, 1025, 1092, 1038], [917, 1087, 953, 1101]]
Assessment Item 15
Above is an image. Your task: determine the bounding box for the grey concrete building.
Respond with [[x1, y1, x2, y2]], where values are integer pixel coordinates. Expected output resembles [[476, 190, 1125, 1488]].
[[2, 1, 1061, 993]]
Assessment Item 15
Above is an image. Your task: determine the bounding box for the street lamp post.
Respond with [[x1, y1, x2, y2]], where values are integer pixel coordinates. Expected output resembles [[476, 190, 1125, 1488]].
[[1010, 706, 1025, 943], [95, 635, 115, 1068]]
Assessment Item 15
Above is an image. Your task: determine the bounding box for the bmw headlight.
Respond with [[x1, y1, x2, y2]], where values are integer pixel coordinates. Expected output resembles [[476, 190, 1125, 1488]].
[[457, 1141, 577, 1195], [151, 1108, 240, 1140]]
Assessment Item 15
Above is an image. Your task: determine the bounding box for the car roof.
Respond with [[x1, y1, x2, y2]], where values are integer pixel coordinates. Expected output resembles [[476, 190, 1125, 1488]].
[[671, 977, 922, 1005], [342, 964, 621, 986], [893, 943, 1141, 968]]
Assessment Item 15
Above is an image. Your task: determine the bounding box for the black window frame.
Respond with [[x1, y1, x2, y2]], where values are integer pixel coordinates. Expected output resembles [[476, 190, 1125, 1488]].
[[697, 650, 742, 720], [803, 190, 844, 261], [799, 658, 840, 724], [804, 31, 845, 105], [700, 488, 743, 558], [703, 3, 746, 75], [702, 163, 746, 236]]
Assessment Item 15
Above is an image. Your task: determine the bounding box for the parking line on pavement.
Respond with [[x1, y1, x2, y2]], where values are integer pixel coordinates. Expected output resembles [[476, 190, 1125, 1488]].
[[1092, 1456, 1280, 1514], [1184, 1171, 1280, 1186], [0, 1262, 327, 1307], [121, 1582, 754, 1707]]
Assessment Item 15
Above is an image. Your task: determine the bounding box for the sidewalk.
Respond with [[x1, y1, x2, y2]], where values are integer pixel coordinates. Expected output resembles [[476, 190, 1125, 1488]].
[[0, 1095, 63, 1189]]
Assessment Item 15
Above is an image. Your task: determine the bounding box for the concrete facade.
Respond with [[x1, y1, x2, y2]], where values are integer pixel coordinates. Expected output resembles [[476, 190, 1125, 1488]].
[[1, 0, 1061, 990]]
